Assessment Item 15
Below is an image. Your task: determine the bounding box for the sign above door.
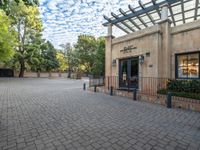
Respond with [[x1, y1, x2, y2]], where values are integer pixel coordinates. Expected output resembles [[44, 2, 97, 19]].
[[120, 45, 137, 54]]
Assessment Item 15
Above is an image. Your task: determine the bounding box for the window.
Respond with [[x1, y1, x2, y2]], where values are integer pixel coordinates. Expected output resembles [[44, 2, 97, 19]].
[[176, 52, 200, 78]]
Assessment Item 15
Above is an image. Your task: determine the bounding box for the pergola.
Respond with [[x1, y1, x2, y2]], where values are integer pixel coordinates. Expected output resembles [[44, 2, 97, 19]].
[[103, 0, 200, 34]]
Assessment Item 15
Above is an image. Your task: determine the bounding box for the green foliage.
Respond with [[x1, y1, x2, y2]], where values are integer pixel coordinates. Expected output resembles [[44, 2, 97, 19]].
[[0, 0, 39, 15], [167, 79, 200, 93], [0, 10, 16, 61], [74, 35, 105, 76], [157, 89, 200, 100], [8, 0, 42, 77], [157, 79, 200, 100], [1, 0, 106, 77], [56, 51, 68, 72], [25, 33, 46, 71], [59, 43, 79, 78], [40, 41, 59, 72], [74, 35, 96, 73], [91, 37, 105, 76]]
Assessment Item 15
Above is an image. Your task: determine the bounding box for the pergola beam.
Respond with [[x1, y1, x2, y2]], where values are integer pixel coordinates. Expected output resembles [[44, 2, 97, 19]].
[[169, 4, 176, 26], [194, 0, 199, 20], [111, 12, 135, 32], [151, 0, 161, 18], [139, 0, 155, 24], [119, 8, 141, 30], [114, 24, 130, 34], [103, 15, 130, 34], [103, 0, 180, 26], [181, 0, 185, 23], [128, 4, 148, 27]]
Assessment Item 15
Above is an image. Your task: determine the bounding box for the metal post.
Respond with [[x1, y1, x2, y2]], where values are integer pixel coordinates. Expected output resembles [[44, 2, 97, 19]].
[[133, 88, 137, 101], [89, 79, 91, 87], [110, 86, 113, 96], [94, 85, 97, 92], [167, 92, 172, 108], [108, 77, 110, 90], [128, 78, 130, 93], [83, 83, 86, 90]]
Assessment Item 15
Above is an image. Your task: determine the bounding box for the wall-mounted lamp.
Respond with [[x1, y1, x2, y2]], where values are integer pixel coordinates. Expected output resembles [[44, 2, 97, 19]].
[[139, 55, 145, 65], [112, 59, 116, 66]]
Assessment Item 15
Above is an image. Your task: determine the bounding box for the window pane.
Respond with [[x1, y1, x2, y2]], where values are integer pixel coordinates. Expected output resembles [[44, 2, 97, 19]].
[[188, 53, 199, 78], [121, 60, 128, 81], [177, 53, 199, 78], [178, 55, 187, 67], [178, 66, 188, 78], [178, 54, 188, 78]]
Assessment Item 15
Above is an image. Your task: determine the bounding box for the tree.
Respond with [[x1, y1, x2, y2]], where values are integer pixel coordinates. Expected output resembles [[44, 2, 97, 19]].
[[26, 33, 46, 72], [74, 35, 105, 76], [74, 35, 96, 75], [60, 43, 77, 78], [41, 41, 59, 72], [91, 37, 105, 76], [0, 10, 16, 61], [9, 0, 42, 77], [56, 51, 67, 72], [0, 0, 39, 15]]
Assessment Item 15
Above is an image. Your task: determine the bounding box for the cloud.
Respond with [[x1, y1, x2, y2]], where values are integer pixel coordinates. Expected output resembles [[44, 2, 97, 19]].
[[39, 0, 145, 49]]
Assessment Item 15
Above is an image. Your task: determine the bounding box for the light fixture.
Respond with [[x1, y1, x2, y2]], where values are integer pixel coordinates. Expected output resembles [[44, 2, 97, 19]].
[[112, 59, 116, 66], [139, 55, 144, 65]]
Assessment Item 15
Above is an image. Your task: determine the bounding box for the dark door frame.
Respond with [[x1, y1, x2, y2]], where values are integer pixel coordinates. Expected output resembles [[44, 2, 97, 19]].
[[118, 56, 139, 89]]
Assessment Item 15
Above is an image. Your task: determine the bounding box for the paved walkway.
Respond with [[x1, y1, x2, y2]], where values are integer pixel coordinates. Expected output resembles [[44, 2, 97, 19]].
[[0, 78, 200, 150]]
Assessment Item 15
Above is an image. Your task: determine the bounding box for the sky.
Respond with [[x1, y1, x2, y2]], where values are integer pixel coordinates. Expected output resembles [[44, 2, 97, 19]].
[[39, 0, 145, 49]]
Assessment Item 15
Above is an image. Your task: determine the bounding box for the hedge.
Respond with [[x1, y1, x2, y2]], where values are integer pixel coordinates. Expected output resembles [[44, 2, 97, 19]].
[[157, 79, 200, 100]]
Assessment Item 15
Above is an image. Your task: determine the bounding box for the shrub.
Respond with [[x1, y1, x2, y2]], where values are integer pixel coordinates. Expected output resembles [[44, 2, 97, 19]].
[[167, 79, 200, 93], [157, 79, 200, 100]]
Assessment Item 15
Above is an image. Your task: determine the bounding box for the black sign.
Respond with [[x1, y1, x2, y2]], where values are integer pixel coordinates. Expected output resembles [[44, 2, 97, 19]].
[[120, 45, 137, 53]]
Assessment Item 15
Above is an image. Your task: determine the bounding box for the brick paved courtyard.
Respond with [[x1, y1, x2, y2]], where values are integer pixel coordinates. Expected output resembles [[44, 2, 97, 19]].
[[0, 78, 200, 150]]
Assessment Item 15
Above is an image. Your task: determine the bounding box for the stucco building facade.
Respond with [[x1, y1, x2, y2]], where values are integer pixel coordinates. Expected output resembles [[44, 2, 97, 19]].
[[104, 0, 200, 90]]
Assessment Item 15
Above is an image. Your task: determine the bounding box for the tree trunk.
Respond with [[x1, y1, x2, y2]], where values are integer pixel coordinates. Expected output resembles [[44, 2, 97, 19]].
[[67, 67, 71, 78], [37, 71, 40, 78], [49, 71, 51, 78], [19, 60, 25, 78]]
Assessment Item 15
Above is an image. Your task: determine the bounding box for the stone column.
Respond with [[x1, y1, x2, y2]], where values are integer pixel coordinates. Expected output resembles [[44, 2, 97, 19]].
[[105, 24, 113, 88], [158, 3, 172, 79], [161, 3, 169, 20], [107, 24, 112, 36]]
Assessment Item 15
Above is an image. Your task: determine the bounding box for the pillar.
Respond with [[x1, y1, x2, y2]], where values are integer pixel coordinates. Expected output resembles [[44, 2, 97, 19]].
[[107, 24, 112, 36], [105, 24, 113, 88], [161, 3, 169, 20], [158, 3, 172, 79]]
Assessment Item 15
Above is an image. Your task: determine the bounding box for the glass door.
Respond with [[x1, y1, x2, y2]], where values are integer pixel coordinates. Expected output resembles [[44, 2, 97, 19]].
[[119, 57, 138, 89], [130, 58, 139, 88], [119, 60, 128, 87]]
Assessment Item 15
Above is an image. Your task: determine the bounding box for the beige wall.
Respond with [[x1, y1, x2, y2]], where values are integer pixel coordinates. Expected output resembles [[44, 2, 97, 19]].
[[111, 31, 160, 78], [106, 19, 200, 78], [14, 72, 68, 78], [105, 19, 200, 89], [171, 20, 200, 78]]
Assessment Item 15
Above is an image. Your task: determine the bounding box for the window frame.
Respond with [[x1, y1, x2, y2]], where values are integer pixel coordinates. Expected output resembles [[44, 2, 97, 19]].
[[175, 51, 200, 79]]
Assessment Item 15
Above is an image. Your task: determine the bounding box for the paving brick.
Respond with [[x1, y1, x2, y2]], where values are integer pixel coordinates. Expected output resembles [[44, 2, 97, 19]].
[[0, 78, 199, 150]]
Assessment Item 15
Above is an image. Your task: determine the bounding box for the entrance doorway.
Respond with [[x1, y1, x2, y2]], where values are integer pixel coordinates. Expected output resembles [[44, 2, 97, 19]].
[[119, 57, 139, 89]]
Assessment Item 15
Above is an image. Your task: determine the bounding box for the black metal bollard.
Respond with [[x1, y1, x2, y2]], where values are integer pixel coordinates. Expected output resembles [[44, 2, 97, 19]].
[[83, 83, 86, 90], [110, 86, 113, 96], [167, 92, 172, 108], [133, 88, 137, 101], [94, 85, 97, 92]]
